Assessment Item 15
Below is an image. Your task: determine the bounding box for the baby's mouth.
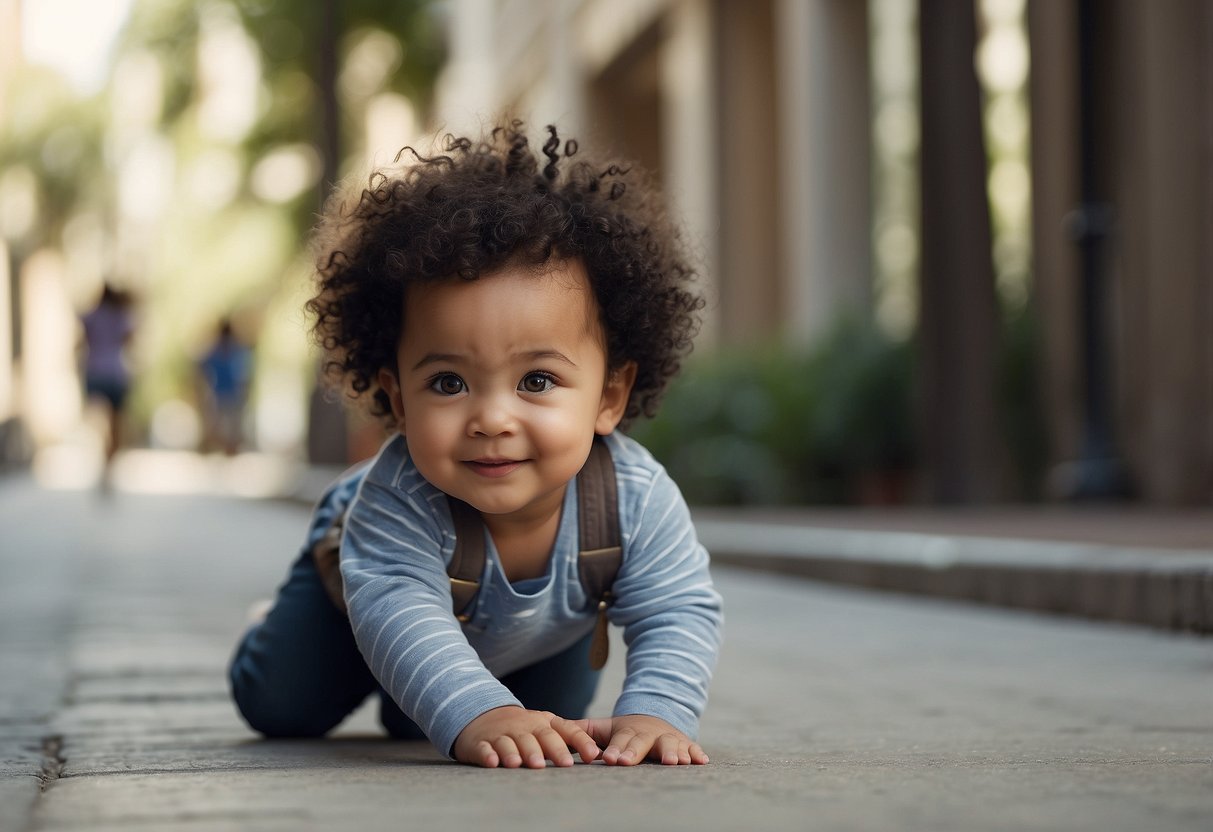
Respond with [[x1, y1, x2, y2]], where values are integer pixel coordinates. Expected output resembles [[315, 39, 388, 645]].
[[464, 458, 523, 478]]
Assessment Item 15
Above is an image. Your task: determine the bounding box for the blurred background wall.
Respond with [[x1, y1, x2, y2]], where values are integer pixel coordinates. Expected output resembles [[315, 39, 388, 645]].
[[0, 0, 1209, 507]]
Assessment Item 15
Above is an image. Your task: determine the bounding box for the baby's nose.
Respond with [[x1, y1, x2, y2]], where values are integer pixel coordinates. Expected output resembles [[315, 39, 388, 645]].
[[468, 395, 517, 436]]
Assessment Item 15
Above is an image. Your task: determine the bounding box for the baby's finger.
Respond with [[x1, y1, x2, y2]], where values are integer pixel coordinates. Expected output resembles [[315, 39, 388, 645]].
[[512, 732, 546, 769], [688, 742, 709, 765], [623, 731, 659, 766], [566, 717, 615, 749], [537, 726, 575, 767], [492, 736, 523, 769], [471, 739, 500, 768], [550, 717, 600, 762], [599, 725, 635, 765], [652, 733, 693, 765]]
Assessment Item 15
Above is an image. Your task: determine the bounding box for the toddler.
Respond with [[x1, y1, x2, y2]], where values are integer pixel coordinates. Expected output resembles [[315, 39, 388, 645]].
[[229, 123, 723, 768]]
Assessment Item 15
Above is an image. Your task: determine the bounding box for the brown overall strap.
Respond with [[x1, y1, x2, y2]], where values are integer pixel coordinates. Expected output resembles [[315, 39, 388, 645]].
[[577, 439, 622, 670], [446, 497, 486, 622], [577, 438, 622, 592]]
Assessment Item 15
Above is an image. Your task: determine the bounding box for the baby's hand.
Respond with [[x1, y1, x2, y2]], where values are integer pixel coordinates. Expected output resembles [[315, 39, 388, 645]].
[[570, 714, 709, 766], [453, 706, 601, 768]]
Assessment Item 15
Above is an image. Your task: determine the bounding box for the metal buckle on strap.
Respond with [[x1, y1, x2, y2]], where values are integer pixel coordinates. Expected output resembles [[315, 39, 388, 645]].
[[450, 577, 479, 622], [580, 546, 623, 560]]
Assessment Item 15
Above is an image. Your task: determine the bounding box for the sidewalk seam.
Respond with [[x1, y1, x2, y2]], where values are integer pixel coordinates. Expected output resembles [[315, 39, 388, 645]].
[[37, 735, 64, 792]]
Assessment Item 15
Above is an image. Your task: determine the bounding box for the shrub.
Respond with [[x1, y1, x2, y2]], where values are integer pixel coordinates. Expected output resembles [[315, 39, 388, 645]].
[[627, 317, 916, 505]]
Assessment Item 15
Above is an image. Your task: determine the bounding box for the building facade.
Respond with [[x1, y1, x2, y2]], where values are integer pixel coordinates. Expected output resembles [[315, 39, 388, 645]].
[[434, 0, 873, 350], [432, 0, 1213, 506]]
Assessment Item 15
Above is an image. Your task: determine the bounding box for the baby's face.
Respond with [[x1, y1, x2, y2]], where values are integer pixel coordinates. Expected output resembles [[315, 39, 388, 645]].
[[380, 259, 634, 523]]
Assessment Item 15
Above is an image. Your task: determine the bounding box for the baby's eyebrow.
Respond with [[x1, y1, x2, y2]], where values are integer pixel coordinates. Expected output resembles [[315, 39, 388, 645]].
[[521, 349, 577, 367], [410, 349, 577, 371], [411, 352, 462, 371]]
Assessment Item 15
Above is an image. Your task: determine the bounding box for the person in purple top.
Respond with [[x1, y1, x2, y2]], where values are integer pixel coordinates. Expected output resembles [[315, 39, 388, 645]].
[[81, 283, 135, 471]]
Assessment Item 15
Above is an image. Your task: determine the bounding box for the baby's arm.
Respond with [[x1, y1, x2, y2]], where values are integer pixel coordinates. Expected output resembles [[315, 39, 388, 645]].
[[340, 451, 526, 760], [606, 467, 725, 762]]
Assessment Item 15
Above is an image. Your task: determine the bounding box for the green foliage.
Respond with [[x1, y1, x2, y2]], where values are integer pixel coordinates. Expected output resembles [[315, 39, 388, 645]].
[[237, 0, 445, 104], [0, 68, 108, 253], [628, 318, 917, 506], [117, 0, 201, 123], [234, 0, 445, 196], [629, 308, 1052, 506]]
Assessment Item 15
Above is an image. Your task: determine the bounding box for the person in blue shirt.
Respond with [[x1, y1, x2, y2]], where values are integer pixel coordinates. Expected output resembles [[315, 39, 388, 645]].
[[198, 319, 252, 455], [230, 123, 723, 768]]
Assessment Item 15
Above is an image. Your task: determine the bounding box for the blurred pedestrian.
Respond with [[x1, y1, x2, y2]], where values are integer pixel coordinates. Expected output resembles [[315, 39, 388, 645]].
[[197, 318, 253, 456], [80, 283, 136, 475]]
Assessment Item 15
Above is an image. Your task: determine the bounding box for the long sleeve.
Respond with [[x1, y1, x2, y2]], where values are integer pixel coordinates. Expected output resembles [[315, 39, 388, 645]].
[[339, 444, 520, 757], [608, 458, 724, 738]]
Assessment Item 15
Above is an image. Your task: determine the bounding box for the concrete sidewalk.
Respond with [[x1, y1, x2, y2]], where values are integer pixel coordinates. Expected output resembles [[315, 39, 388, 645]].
[[3, 476, 1211, 831]]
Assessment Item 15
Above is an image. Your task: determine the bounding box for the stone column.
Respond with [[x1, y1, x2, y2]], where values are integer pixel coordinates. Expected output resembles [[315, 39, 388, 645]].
[[546, 0, 586, 134], [918, 0, 1002, 502], [712, 0, 778, 344], [661, 0, 721, 346], [776, 0, 872, 344], [433, 0, 500, 133], [1027, 0, 1083, 483], [0, 242, 12, 424], [1105, 0, 1213, 503]]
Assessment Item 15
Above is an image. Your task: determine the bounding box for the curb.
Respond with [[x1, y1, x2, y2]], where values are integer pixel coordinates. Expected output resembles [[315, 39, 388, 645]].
[[695, 518, 1213, 635]]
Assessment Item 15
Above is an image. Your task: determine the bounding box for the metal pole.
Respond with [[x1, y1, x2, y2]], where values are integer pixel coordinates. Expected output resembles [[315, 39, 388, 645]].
[[1064, 0, 1131, 499]]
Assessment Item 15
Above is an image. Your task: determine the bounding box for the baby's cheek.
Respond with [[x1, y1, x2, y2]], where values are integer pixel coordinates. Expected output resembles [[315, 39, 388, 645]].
[[536, 395, 600, 433], [405, 434, 453, 484]]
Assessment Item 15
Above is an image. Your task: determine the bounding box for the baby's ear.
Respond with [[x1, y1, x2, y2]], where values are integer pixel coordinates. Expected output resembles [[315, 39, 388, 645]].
[[595, 361, 637, 435], [377, 368, 406, 433]]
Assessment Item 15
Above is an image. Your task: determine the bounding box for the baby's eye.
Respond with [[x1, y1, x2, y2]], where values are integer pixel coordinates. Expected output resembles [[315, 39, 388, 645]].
[[518, 372, 555, 394], [429, 374, 466, 395]]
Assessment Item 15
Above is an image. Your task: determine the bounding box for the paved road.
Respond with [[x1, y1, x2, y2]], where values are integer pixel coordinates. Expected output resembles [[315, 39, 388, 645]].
[[1, 476, 1210, 831]]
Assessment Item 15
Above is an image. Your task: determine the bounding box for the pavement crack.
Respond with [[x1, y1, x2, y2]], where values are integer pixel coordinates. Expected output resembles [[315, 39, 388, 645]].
[[38, 735, 66, 791]]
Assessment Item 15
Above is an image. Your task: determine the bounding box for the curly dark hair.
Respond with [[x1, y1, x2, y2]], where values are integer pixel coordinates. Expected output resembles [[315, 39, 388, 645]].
[[307, 122, 703, 428]]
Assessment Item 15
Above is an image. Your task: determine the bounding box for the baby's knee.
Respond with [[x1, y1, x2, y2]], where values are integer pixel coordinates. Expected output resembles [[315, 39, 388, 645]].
[[229, 660, 342, 738]]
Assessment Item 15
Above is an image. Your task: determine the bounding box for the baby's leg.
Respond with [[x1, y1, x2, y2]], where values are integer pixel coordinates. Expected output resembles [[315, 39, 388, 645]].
[[229, 549, 377, 737], [498, 630, 602, 718]]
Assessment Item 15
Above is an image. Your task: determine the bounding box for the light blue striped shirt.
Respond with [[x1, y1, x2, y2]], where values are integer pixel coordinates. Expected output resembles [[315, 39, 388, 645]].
[[336, 430, 724, 758]]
